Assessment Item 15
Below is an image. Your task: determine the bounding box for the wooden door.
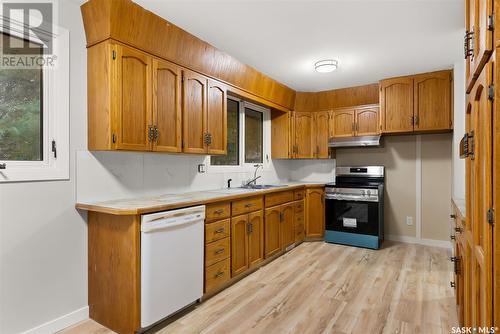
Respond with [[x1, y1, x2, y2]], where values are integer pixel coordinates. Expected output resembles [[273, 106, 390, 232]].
[[152, 58, 182, 152], [355, 105, 380, 136], [114, 45, 152, 151], [207, 80, 227, 155], [468, 61, 493, 328], [231, 215, 249, 277], [306, 188, 325, 238], [380, 77, 414, 133], [414, 71, 452, 131], [294, 112, 313, 158], [469, 0, 493, 85], [248, 210, 264, 268], [331, 108, 355, 138], [314, 111, 330, 158], [281, 203, 295, 249], [264, 207, 282, 258], [183, 70, 207, 154]]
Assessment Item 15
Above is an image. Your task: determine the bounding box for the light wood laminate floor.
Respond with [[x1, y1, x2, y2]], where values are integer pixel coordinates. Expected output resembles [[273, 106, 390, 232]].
[[60, 241, 457, 334]]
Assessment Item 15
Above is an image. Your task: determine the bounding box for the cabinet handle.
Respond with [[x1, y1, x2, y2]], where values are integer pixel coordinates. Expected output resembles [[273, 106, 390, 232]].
[[148, 125, 155, 142], [247, 222, 253, 234], [153, 126, 159, 141], [450, 235, 456, 240], [455, 227, 463, 234], [214, 271, 225, 278], [450, 281, 456, 288], [215, 228, 225, 234], [214, 209, 224, 215], [245, 203, 255, 208], [214, 248, 225, 254]]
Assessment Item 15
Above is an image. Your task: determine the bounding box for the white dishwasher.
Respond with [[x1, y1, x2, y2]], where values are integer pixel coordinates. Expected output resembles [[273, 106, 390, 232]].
[[141, 205, 205, 328]]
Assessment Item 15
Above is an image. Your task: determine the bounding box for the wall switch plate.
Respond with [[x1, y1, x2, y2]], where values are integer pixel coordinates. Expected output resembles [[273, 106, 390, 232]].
[[406, 216, 413, 226], [197, 164, 206, 173]]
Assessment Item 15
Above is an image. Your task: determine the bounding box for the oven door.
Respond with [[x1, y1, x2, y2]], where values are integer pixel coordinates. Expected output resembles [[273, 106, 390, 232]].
[[325, 195, 379, 236]]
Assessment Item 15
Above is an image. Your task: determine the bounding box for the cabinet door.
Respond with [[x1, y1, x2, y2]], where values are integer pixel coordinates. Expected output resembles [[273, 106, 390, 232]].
[[468, 0, 493, 86], [114, 45, 152, 151], [248, 210, 264, 268], [468, 62, 493, 328], [331, 109, 355, 138], [355, 106, 380, 136], [152, 58, 182, 152], [294, 112, 313, 158], [281, 203, 295, 249], [314, 111, 330, 158], [207, 80, 227, 155], [414, 71, 452, 131], [305, 188, 325, 238], [264, 207, 282, 258], [183, 70, 207, 153], [231, 215, 249, 277], [380, 77, 414, 133]]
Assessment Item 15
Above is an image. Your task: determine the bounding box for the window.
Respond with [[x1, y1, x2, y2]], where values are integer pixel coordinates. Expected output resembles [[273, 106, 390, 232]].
[[209, 96, 269, 170], [0, 27, 69, 182]]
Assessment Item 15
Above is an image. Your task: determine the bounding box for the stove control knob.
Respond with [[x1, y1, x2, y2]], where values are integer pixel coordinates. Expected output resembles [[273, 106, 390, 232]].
[[361, 190, 366, 196], [366, 190, 371, 197]]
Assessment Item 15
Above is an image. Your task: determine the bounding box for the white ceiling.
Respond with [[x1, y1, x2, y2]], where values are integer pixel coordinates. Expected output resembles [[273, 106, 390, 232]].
[[135, 0, 464, 92]]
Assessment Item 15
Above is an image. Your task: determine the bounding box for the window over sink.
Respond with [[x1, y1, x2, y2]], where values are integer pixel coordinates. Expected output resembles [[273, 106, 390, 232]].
[[209, 96, 270, 171]]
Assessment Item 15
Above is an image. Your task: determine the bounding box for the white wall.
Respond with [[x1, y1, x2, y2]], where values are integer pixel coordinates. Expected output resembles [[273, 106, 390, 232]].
[[0, 2, 88, 333], [452, 60, 466, 199]]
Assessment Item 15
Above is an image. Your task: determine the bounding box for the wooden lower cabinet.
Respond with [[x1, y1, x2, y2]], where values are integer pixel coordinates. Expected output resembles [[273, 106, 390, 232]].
[[305, 187, 325, 239], [264, 203, 295, 258], [231, 211, 264, 277]]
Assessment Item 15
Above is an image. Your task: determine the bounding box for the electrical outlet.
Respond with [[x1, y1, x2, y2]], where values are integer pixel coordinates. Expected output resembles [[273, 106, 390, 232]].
[[197, 164, 206, 173], [406, 216, 413, 226]]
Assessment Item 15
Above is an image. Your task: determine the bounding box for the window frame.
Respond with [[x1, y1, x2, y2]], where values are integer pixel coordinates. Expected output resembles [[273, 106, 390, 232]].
[[207, 95, 271, 173], [0, 18, 69, 182]]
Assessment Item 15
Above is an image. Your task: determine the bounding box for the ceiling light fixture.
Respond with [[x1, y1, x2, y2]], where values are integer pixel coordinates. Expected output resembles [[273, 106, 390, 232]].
[[315, 59, 338, 73]]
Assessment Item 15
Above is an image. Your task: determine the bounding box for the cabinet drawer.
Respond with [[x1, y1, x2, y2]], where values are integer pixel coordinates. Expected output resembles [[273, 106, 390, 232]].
[[206, 202, 231, 222], [205, 219, 230, 244], [205, 237, 230, 266], [232, 197, 263, 216], [294, 201, 304, 213], [205, 258, 230, 293], [294, 190, 305, 201], [265, 191, 294, 207]]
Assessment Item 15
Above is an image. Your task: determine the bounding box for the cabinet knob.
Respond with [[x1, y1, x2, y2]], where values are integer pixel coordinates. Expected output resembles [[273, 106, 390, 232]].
[[450, 281, 456, 288]]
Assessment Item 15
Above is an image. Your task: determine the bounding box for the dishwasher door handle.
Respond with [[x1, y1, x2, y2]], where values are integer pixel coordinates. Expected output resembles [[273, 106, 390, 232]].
[[142, 216, 202, 233]]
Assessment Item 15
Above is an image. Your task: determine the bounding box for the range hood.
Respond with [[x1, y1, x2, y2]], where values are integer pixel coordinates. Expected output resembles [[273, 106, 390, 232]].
[[328, 135, 381, 148]]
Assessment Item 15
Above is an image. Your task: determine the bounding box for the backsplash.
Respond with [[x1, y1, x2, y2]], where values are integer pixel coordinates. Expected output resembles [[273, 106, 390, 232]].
[[76, 151, 335, 202]]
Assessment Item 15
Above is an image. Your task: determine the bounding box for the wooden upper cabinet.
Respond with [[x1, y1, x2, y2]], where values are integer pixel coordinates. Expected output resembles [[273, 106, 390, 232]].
[[114, 45, 153, 151], [313, 111, 330, 158], [231, 215, 249, 277], [305, 187, 325, 239], [380, 77, 414, 134], [264, 207, 282, 258], [330, 108, 355, 138], [152, 58, 182, 152], [207, 80, 227, 155], [294, 112, 313, 158], [414, 71, 452, 131], [355, 106, 380, 136], [183, 70, 208, 154], [248, 210, 264, 268], [465, 0, 493, 91]]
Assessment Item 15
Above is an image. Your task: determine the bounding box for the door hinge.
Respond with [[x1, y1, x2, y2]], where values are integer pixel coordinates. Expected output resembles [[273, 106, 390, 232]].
[[51, 139, 57, 159], [487, 208, 495, 225], [488, 85, 495, 100], [468, 131, 475, 160], [488, 14, 495, 31], [112, 50, 116, 60], [112, 133, 116, 144]]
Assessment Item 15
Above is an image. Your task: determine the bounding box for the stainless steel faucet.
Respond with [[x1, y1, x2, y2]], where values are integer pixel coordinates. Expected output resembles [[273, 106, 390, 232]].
[[244, 164, 263, 187]]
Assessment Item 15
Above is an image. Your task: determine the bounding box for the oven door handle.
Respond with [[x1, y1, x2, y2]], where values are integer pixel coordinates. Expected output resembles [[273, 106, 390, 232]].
[[325, 194, 378, 202]]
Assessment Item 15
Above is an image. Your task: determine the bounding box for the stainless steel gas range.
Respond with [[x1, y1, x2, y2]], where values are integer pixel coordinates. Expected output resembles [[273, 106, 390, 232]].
[[325, 166, 385, 249]]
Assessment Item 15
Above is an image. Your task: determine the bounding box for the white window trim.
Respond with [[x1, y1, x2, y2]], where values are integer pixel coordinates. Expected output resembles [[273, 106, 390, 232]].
[[0, 16, 69, 182], [207, 96, 271, 173]]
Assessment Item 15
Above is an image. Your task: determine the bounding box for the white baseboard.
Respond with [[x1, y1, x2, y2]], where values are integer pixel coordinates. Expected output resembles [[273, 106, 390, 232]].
[[386, 234, 452, 249], [21, 306, 89, 334]]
